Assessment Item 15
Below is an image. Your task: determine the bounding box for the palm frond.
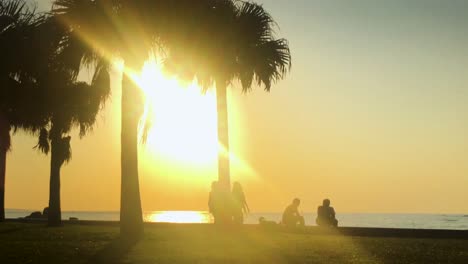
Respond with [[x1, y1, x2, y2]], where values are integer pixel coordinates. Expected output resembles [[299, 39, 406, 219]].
[[0, 0, 27, 23], [52, 0, 117, 76], [162, 0, 291, 94], [58, 136, 72, 164], [140, 116, 152, 145], [91, 60, 111, 101], [0, 0, 50, 143], [237, 1, 275, 42], [234, 2, 291, 92], [34, 128, 50, 154], [55, 32, 93, 79], [0, 0, 41, 30], [251, 38, 291, 91]]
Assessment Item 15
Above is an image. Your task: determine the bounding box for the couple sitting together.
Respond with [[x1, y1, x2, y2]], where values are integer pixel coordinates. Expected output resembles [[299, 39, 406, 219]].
[[208, 181, 250, 224], [281, 198, 338, 227]]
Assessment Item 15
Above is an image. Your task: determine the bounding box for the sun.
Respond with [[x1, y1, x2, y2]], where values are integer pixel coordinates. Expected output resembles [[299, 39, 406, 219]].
[[134, 59, 218, 166], [119, 57, 257, 183]]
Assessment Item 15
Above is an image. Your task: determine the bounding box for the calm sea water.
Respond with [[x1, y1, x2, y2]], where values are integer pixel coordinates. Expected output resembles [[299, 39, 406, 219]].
[[5, 209, 468, 230]]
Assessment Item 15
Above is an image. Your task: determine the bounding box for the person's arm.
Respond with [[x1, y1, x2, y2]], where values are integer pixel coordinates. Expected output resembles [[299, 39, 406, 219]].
[[317, 206, 322, 219], [242, 194, 250, 213], [244, 201, 250, 213], [330, 207, 336, 218], [294, 207, 301, 217]]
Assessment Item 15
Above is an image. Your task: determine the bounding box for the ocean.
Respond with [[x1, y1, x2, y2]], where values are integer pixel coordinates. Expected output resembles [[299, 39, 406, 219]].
[[5, 209, 468, 230]]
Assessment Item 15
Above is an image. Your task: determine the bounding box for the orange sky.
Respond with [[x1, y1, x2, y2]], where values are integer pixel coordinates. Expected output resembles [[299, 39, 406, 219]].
[[5, 0, 468, 214]]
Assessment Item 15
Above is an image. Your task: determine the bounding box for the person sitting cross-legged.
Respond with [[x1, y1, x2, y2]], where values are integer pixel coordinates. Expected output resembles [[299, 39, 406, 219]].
[[316, 199, 338, 227]]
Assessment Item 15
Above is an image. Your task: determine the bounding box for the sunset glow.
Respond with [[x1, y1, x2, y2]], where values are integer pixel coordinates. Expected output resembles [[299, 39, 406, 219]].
[[135, 59, 218, 166], [7, 0, 468, 216], [145, 211, 212, 223]]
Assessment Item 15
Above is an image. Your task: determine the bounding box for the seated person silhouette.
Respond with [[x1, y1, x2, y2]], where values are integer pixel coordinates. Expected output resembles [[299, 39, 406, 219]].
[[316, 199, 338, 227], [282, 198, 305, 227]]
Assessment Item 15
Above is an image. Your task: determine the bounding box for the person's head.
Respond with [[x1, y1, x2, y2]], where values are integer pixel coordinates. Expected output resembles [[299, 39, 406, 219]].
[[292, 198, 301, 207], [323, 199, 331, 207], [232, 181, 243, 193]]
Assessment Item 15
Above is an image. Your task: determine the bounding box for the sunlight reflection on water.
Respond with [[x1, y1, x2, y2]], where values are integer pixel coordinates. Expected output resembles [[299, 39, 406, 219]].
[[144, 211, 213, 223]]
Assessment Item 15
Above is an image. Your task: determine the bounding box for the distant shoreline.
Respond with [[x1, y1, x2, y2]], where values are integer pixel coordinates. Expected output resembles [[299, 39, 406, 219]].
[[4, 219, 468, 240], [5, 210, 468, 230], [5, 209, 468, 215]]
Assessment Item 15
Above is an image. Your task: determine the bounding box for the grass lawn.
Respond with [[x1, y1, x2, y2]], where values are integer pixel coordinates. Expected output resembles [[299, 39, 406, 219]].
[[1, 222, 467, 263]]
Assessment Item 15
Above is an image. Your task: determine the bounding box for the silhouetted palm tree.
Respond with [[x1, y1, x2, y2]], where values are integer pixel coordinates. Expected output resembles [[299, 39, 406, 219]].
[[50, 0, 216, 238], [51, 0, 161, 238], [0, 0, 48, 221], [50, 0, 288, 236], [1, 0, 110, 225], [34, 64, 110, 226], [167, 1, 291, 189]]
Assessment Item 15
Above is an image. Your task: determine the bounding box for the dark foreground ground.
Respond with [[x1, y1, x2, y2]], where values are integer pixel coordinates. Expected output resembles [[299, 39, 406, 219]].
[[1, 222, 467, 264]]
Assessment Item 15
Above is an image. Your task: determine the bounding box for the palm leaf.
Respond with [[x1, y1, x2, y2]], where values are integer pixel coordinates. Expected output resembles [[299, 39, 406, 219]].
[[58, 136, 72, 164], [34, 128, 50, 154]]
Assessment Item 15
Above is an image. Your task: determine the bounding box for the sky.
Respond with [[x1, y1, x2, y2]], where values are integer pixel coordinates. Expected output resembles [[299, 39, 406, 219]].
[[5, 0, 468, 214]]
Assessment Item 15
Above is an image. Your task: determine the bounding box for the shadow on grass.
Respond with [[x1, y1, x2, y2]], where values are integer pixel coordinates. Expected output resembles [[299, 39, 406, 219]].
[[0, 221, 40, 235], [88, 238, 138, 264], [0, 226, 22, 234]]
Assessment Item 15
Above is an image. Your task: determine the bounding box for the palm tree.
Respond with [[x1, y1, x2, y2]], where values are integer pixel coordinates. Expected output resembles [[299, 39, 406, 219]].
[[0, 114, 8, 222], [34, 64, 110, 226], [0, 0, 48, 221], [50, 0, 287, 236], [167, 1, 291, 189], [50, 0, 161, 238], [50, 0, 216, 239], [1, 0, 110, 225]]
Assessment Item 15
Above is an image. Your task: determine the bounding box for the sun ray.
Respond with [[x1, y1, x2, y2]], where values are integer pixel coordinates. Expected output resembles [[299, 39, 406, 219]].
[[118, 56, 260, 184], [135, 58, 218, 166]]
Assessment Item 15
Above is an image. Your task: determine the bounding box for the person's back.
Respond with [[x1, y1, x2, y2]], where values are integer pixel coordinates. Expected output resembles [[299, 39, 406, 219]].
[[317, 206, 335, 222], [281, 204, 296, 225], [316, 199, 338, 227], [209, 181, 233, 224], [232, 189, 246, 211], [208, 181, 222, 222], [232, 182, 249, 224]]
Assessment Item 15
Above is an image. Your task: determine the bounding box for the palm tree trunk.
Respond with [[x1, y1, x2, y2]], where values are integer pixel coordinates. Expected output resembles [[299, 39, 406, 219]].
[[216, 81, 231, 190], [0, 147, 6, 222], [0, 115, 10, 222], [120, 72, 144, 241], [48, 137, 62, 227]]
